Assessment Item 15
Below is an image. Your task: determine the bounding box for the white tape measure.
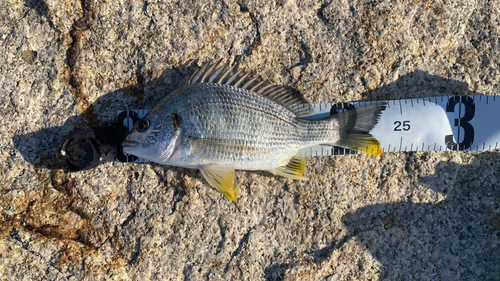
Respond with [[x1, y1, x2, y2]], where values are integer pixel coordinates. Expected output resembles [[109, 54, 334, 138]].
[[117, 95, 500, 162]]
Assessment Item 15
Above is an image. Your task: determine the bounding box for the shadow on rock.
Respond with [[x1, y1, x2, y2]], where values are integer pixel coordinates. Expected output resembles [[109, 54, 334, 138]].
[[12, 62, 195, 170], [266, 152, 500, 280], [337, 151, 500, 280]]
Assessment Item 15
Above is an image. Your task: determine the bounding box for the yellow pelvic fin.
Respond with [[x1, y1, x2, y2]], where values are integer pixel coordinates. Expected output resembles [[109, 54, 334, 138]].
[[199, 166, 239, 201], [273, 155, 309, 180]]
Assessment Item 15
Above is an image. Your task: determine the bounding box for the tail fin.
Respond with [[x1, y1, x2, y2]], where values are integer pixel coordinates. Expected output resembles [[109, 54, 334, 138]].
[[333, 102, 386, 155]]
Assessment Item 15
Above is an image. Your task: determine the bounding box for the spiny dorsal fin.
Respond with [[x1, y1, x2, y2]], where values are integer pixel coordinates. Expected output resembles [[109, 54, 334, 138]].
[[272, 155, 309, 180], [188, 61, 312, 117]]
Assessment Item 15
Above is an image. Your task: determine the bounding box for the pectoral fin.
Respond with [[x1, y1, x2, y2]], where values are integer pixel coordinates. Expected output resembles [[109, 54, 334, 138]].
[[200, 166, 239, 201], [273, 155, 309, 180]]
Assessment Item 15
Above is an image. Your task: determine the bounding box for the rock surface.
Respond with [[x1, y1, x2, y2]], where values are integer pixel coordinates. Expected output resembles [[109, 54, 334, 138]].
[[1, 0, 500, 280]]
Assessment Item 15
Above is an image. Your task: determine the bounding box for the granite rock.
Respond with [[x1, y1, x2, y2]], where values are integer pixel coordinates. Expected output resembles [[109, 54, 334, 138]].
[[1, 0, 499, 280]]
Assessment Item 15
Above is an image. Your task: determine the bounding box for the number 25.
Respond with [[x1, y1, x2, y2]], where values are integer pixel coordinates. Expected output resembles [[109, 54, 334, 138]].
[[394, 120, 410, 131]]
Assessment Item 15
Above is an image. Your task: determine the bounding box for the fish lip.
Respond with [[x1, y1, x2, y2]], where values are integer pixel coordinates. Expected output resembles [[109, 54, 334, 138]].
[[122, 140, 138, 147]]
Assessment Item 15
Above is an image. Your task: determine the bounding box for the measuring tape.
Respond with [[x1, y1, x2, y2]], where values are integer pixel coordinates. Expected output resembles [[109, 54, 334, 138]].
[[117, 95, 500, 162]]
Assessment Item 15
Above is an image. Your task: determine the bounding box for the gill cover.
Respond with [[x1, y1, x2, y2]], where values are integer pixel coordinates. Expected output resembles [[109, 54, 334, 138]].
[[155, 114, 182, 163]]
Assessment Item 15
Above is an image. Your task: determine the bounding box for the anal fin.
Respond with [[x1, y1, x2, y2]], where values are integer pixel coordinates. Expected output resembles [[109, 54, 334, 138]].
[[273, 155, 309, 180], [200, 166, 239, 201]]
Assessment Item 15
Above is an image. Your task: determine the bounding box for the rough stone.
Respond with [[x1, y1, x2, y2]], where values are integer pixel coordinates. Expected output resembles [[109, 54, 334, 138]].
[[1, 0, 499, 280]]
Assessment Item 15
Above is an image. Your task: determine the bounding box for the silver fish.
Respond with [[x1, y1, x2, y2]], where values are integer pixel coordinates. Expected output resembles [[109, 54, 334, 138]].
[[122, 62, 386, 201]]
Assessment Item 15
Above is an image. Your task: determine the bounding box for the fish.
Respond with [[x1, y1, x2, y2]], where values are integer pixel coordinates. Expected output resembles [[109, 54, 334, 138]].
[[122, 61, 386, 201]]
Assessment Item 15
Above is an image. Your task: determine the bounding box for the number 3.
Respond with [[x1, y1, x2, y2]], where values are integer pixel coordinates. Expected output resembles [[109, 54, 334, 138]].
[[445, 96, 475, 150]]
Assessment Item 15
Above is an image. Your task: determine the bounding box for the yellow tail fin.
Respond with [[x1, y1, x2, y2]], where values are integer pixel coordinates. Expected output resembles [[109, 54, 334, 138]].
[[332, 102, 386, 155]]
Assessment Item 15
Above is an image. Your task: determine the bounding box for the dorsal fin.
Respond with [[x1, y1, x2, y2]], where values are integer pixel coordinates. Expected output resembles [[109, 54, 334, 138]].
[[188, 61, 312, 117]]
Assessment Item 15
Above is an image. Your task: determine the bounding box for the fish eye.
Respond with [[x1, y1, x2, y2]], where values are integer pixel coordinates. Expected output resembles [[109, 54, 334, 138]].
[[135, 118, 150, 132]]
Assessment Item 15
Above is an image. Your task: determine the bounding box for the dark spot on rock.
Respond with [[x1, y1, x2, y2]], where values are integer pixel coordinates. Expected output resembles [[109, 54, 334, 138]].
[[238, 2, 249, 13], [481, 54, 490, 67], [21, 50, 37, 64], [316, 2, 332, 27]]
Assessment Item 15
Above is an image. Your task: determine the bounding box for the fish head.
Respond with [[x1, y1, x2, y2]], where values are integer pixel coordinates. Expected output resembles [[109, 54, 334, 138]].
[[122, 113, 180, 163]]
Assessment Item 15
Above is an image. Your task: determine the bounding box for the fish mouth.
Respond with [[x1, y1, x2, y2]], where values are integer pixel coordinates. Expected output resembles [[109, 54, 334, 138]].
[[122, 140, 138, 147]]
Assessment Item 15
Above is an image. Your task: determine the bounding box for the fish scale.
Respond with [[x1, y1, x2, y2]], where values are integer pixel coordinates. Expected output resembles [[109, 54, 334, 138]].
[[123, 62, 386, 201], [178, 85, 309, 167]]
